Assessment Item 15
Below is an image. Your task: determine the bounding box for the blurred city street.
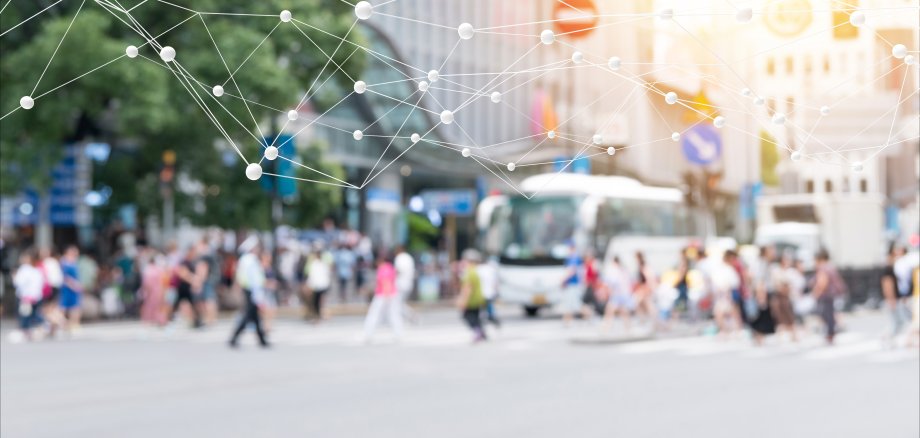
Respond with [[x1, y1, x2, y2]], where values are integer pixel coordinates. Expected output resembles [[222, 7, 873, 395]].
[[2, 308, 917, 438]]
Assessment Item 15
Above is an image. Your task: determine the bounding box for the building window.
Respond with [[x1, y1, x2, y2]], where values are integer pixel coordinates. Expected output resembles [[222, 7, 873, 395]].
[[860, 179, 868, 193], [805, 180, 815, 193], [767, 57, 775, 76], [823, 55, 830, 73], [785, 56, 794, 75], [825, 180, 833, 193]]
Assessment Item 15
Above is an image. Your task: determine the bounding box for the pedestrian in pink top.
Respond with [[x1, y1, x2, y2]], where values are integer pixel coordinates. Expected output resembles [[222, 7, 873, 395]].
[[362, 252, 403, 342], [139, 253, 167, 326]]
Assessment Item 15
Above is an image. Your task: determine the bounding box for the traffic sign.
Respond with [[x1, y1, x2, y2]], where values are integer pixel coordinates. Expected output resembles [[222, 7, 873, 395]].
[[681, 124, 722, 166]]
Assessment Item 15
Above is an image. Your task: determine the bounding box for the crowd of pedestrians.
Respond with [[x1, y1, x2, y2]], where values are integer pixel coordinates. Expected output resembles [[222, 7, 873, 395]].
[[8, 230, 920, 350], [554, 243, 920, 347]]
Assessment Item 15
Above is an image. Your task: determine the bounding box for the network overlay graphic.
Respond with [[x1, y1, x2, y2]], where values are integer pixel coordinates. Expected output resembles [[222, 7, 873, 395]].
[[1, 0, 918, 198]]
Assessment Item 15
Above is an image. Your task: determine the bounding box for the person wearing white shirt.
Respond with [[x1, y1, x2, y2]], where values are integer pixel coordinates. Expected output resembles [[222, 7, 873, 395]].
[[394, 246, 418, 324], [477, 256, 501, 327], [306, 245, 333, 322], [14, 251, 44, 338], [229, 238, 269, 348]]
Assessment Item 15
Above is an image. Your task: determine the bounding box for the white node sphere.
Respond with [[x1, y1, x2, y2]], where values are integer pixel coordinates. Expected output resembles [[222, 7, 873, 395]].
[[461, 148, 471, 158], [540, 29, 555, 45], [287, 110, 299, 121], [353, 130, 364, 141], [735, 7, 753, 23], [264, 146, 279, 161], [440, 110, 454, 124], [892, 44, 907, 59], [849, 10, 865, 27], [753, 96, 765, 106], [19, 96, 34, 110], [741, 87, 752, 97], [593, 134, 603, 145], [607, 147, 616, 156], [125, 45, 138, 58], [608, 56, 622, 71], [713, 116, 726, 128], [353, 80, 366, 94], [665, 91, 678, 105], [547, 130, 556, 139], [490, 91, 502, 103], [904, 55, 916, 66], [159, 46, 176, 62], [772, 112, 786, 125], [671, 132, 681, 142], [427, 70, 439, 83], [410, 133, 421, 143], [820, 105, 831, 116], [355, 1, 373, 20], [659, 8, 674, 20], [212, 85, 224, 97], [458, 23, 474, 40], [851, 161, 864, 172], [572, 51, 584, 64], [790, 150, 802, 162], [506, 162, 516, 172], [245, 163, 263, 181], [280, 10, 292, 23], [418, 81, 429, 92]]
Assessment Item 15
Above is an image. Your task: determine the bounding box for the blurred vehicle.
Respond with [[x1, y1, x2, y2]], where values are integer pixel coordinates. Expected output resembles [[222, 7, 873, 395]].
[[478, 173, 698, 317], [755, 193, 885, 269]]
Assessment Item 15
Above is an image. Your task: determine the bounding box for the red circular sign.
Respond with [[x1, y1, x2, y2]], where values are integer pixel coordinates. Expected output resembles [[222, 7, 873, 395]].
[[553, 0, 599, 39]]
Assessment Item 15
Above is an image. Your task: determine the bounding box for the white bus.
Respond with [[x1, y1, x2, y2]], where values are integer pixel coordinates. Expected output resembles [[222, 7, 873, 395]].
[[477, 173, 699, 317]]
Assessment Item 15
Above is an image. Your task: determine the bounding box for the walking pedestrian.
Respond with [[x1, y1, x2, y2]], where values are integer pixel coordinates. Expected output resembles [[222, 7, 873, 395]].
[[812, 249, 847, 345], [478, 255, 501, 328], [59, 245, 84, 334], [633, 251, 657, 326], [195, 239, 219, 325], [169, 246, 204, 328], [305, 243, 333, 323], [229, 237, 269, 348], [724, 250, 750, 326], [749, 246, 778, 345], [333, 243, 356, 302], [580, 252, 602, 322], [261, 251, 279, 332], [394, 246, 418, 324], [602, 256, 634, 334], [772, 252, 799, 342], [38, 247, 65, 337], [457, 249, 486, 342], [139, 251, 167, 327], [362, 252, 403, 342], [559, 244, 583, 327], [14, 250, 44, 341]]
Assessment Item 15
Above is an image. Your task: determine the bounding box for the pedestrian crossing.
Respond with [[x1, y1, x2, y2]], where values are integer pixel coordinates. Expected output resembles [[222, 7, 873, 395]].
[[27, 319, 920, 364]]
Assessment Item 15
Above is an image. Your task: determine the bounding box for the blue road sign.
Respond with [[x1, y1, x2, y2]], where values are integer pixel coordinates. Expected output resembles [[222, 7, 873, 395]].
[[681, 124, 722, 166]]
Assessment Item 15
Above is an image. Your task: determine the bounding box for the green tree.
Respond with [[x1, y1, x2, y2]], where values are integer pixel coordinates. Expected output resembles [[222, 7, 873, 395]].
[[1, 0, 365, 229]]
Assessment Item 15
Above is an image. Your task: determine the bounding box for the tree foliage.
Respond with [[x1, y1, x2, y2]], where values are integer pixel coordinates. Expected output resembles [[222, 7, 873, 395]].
[[0, 0, 365, 229]]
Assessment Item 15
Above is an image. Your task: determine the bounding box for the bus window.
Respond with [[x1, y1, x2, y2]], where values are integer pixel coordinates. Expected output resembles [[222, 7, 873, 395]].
[[595, 199, 693, 243], [502, 196, 581, 263]]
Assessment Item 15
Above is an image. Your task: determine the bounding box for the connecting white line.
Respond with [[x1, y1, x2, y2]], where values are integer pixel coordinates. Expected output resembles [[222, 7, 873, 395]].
[[0, 0, 917, 197]]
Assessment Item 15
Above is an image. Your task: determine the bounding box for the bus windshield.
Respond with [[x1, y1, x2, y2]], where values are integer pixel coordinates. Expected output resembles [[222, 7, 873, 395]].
[[498, 196, 582, 264]]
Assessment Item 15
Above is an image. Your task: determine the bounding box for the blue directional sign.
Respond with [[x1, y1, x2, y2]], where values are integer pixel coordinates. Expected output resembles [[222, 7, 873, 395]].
[[260, 134, 296, 198], [419, 189, 476, 216], [681, 124, 722, 166]]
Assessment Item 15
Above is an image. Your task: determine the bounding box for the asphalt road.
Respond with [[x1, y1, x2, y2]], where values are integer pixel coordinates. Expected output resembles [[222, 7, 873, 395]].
[[2, 309, 918, 438]]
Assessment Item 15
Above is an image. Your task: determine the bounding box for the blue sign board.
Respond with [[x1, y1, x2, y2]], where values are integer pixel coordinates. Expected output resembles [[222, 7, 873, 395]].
[[260, 134, 296, 198], [49, 146, 79, 225], [419, 189, 476, 216], [552, 155, 591, 174], [681, 124, 722, 166]]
